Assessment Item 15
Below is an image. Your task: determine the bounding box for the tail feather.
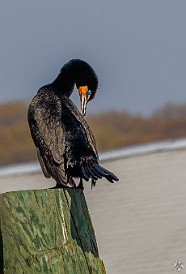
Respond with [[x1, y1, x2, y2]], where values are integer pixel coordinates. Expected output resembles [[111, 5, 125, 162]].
[[81, 165, 90, 181], [86, 165, 99, 180], [104, 175, 115, 183], [89, 164, 102, 179], [93, 163, 110, 176], [80, 161, 119, 184], [98, 165, 119, 182], [83, 165, 93, 180]]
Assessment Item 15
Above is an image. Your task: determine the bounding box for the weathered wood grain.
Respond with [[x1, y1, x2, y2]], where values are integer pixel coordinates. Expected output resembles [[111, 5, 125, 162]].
[[0, 189, 106, 274]]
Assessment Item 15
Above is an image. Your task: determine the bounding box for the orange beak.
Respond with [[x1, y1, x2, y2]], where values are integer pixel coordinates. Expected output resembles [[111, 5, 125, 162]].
[[78, 85, 89, 116]]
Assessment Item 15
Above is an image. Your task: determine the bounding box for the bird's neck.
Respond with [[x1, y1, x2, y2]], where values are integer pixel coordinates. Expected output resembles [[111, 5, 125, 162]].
[[51, 60, 81, 97], [52, 73, 75, 97]]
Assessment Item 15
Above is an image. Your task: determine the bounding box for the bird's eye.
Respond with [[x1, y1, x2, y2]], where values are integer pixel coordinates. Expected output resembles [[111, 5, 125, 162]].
[[87, 90, 92, 95]]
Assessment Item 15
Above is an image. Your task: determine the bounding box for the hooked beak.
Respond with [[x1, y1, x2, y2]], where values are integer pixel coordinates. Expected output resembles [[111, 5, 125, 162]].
[[78, 86, 88, 116], [80, 94, 88, 116]]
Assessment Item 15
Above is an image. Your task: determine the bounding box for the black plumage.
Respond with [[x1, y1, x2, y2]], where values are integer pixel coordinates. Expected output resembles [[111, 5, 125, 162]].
[[28, 59, 119, 189]]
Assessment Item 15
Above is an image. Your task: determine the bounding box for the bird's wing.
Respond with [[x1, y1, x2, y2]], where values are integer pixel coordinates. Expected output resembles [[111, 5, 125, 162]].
[[28, 89, 67, 185], [64, 97, 98, 158], [62, 97, 119, 186]]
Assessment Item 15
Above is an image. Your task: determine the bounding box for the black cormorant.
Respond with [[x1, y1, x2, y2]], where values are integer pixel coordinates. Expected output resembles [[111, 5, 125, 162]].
[[28, 59, 119, 189]]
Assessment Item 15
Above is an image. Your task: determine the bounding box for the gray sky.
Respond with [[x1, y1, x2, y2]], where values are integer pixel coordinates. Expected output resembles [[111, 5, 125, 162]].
[[1, 0, 186, 116]]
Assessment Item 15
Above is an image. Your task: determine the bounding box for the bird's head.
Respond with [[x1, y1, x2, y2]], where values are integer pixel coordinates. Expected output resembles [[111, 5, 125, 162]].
[[53, 59, 99, 116], [73, 59, 99, 116]]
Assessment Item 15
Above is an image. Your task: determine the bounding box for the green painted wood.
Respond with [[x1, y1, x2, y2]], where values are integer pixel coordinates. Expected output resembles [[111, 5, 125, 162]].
[[0, 225, 3, 274], [0, 189, 106, 274]]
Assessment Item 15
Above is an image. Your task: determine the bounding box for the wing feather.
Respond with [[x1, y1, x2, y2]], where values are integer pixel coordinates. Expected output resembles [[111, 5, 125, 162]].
[[28, 89, 67, 185]]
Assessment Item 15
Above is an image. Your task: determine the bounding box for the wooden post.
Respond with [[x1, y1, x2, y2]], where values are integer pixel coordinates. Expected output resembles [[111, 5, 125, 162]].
[[0, 189, 106, 274], [0, 225, 3, 274]]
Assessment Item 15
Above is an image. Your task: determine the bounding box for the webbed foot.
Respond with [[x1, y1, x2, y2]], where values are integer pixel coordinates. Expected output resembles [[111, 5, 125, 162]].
[[77, 178, 84, 190]]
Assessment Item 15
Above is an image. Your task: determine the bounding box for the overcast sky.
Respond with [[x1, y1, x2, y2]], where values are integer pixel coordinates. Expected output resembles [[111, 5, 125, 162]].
[[1, 0, 186, 116]]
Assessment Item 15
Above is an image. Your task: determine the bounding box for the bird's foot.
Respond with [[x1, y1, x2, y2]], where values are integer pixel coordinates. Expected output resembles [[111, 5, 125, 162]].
[[77, 178, 84, 190]]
